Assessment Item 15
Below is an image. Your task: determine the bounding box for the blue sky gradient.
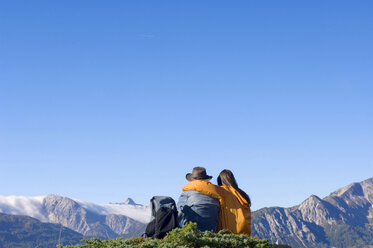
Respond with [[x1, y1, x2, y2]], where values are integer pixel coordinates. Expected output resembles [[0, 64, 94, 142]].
[[1, 1, 372, 209]]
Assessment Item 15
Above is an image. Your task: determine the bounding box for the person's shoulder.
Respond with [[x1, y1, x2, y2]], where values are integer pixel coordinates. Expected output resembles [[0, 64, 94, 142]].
[[225, 186, 250, 206], [182, 180, 212, 191], [217, 185, 235, 197], [218, 185, 230, 191], [181, 190, 195, 196]]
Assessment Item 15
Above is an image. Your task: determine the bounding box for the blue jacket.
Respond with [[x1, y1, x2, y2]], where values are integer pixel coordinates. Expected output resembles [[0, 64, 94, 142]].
[[177, 190, 220, 232]]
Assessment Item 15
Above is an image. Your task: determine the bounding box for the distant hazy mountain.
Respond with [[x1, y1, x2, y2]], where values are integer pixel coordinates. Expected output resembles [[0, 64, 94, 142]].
[[0, 194, 150, 240], [252, 177, 373, 248], [0, 213, 83, 248]]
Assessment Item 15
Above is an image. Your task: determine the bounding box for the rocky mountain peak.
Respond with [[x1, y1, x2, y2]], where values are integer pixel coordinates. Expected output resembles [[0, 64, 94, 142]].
[[297, 195, 323, 212], [361, 177, 373, 204], [42, 194, 146, 239], [124, 198, 136, 205], [304, 194, 322, 203], [297, 194, 339, 226], [361, 177, 373, 185], [326, 180, 372, 211], [330, 182, 365, 198]]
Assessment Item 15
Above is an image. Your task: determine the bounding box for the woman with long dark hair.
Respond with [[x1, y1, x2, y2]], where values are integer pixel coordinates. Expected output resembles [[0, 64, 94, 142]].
[[217, 169, 251, 235]]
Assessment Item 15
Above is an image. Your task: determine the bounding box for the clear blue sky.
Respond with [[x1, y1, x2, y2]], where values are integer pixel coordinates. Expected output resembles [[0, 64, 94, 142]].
[[1, 1, 372, 210]]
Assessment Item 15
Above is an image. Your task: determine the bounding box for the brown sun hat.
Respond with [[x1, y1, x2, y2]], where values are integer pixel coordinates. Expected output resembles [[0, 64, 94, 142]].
[[186, 167, 213, 181]]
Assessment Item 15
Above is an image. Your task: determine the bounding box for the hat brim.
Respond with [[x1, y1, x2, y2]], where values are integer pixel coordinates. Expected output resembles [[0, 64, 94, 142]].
[[186, 173, 213, 182]]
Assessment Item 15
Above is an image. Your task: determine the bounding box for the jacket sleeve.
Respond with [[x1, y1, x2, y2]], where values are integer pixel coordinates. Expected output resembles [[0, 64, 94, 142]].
[[177, 192, 189, 227]]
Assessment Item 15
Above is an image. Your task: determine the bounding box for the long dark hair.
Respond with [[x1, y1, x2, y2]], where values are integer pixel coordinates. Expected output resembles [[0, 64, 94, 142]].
[[217, 169, 251, 207]]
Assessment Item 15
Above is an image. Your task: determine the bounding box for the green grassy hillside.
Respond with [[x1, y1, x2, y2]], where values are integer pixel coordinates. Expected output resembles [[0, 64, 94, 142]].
[[60, 223, 280, 248]]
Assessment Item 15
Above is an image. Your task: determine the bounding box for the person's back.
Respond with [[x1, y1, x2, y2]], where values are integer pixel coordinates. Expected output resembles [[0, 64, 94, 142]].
[[178, 189, 220, 232], [177, 167, 222, 232], [217, 169, 251, 236], [218, 185, 251, 235]]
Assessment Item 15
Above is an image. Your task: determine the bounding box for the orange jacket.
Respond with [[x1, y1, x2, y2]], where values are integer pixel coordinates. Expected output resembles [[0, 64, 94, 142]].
[[182, 180, 224, 205], [182, 181, 251, 235], [218, 185, 251, 235]]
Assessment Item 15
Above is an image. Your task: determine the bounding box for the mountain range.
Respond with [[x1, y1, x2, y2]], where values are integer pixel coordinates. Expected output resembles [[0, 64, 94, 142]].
[[0, 194, 150, 247], [1, 177, 373, 248], [252, 177, 373, 248]]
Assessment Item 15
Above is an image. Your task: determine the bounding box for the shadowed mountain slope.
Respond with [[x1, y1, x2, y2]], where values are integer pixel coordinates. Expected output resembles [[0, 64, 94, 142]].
[[0, 213, 83, 248]]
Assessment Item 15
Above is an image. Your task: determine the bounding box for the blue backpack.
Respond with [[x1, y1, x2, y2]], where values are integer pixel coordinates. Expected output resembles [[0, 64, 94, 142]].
[[143, 196, 178, 239]]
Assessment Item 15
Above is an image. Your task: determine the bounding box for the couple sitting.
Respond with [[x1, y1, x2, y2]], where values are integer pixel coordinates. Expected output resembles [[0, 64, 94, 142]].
[[177, 167, 251, 235]]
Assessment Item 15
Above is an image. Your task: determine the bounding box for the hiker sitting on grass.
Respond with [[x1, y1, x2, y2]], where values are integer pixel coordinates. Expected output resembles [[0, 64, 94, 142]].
[[217, 169, 252, 236], [177, 167, 222, 232]]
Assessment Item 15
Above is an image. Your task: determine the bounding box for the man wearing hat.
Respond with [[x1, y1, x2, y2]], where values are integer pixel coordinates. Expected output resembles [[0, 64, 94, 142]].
[[177, 167, 223, 232]]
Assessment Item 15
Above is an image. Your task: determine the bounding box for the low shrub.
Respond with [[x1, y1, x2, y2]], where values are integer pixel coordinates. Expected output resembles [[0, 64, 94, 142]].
[[60, 222, 274, 248]]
